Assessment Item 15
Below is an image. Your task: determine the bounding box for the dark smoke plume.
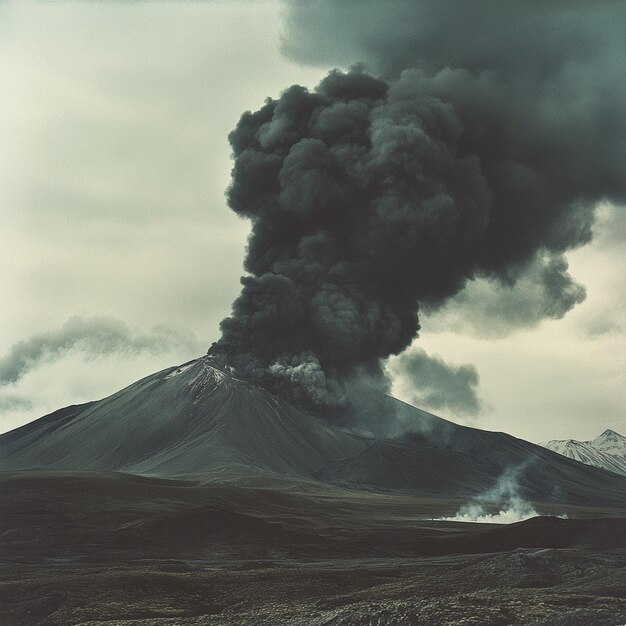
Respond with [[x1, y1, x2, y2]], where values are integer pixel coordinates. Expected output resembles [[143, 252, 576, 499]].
[[390, 349, 482, 419], [210, 1, 626, 417]]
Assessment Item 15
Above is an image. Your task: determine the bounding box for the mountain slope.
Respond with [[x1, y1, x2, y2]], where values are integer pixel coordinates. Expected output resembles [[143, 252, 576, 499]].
[[1, 357, 625, 507], [0, 359, 366, 478], [319, 407, 626, 506], [540, 429, 626, 477]]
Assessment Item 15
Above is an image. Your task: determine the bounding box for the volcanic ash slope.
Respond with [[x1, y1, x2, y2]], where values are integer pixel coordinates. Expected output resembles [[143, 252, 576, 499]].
[[1, 357, 625, 508]]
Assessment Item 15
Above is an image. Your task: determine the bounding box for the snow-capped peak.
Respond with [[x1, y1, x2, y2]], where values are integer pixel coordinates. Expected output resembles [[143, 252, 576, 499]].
[[540, 429, 626, 477], [591, 429, 626, 455]]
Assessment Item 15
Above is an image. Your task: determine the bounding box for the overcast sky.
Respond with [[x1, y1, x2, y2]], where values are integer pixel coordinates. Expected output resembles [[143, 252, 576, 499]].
[[1, 0, 624, 442]]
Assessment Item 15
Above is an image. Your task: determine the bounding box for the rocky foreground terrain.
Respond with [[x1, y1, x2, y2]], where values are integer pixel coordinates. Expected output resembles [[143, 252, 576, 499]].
[[1, 470, 625, 626]]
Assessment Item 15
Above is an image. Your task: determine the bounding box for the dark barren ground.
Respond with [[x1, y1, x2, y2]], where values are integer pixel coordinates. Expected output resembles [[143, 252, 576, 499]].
[[1, 470, 625, 625]]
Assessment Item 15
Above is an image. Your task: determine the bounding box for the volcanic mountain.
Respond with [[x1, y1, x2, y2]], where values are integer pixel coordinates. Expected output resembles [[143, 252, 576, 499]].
[[1, 357, 625, 507], [540, 429, 626, 477]]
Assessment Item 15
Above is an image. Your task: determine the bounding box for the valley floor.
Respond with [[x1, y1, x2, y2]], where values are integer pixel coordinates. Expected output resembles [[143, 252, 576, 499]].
[[1, 471, 625, 626]]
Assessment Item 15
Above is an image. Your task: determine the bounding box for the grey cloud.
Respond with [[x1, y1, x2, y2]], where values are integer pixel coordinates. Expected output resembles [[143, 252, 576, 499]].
[[282, 1, 626, 85], [540, 256, 587, 319], [0, 316, 200, 386], [424, 253, 586, 337], [584, 314, 622, 339], [0, 395, 34, 413], [390, 349, 482, 418]]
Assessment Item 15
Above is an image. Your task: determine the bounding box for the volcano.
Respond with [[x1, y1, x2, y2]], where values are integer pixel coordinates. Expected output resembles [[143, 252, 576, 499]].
[[2, 357, 624, 507], [3, 358, 626, 626]]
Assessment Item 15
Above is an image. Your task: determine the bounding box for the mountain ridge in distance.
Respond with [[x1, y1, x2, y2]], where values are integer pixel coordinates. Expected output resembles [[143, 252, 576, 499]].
[[540, 429, 626, 477], [1, 356, 625, 508]]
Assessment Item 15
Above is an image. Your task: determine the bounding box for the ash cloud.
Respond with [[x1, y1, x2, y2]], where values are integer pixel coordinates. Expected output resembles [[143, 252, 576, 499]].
[[0, 316, 200, 386], [210, 2, 626, 417], [390, 349, 482, 418], [424, 253, 586, 338]]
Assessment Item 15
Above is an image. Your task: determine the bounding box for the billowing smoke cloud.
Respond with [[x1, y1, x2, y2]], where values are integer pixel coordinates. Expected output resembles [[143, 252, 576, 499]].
[[0, 316, 200, 386], [424, 253, 586, 338], [209, 2, 626, 417], [390, 349, 482, 418]]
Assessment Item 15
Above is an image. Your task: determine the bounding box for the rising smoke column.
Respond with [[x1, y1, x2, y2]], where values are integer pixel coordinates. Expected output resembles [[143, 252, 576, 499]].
[[210, 69, 491, 412], [210, 2, 626, 417]]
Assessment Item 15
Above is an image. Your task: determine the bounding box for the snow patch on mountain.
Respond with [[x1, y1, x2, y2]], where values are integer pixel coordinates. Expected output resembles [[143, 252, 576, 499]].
[[164, 362, 196, 379], [540, 429, 626, 477]]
